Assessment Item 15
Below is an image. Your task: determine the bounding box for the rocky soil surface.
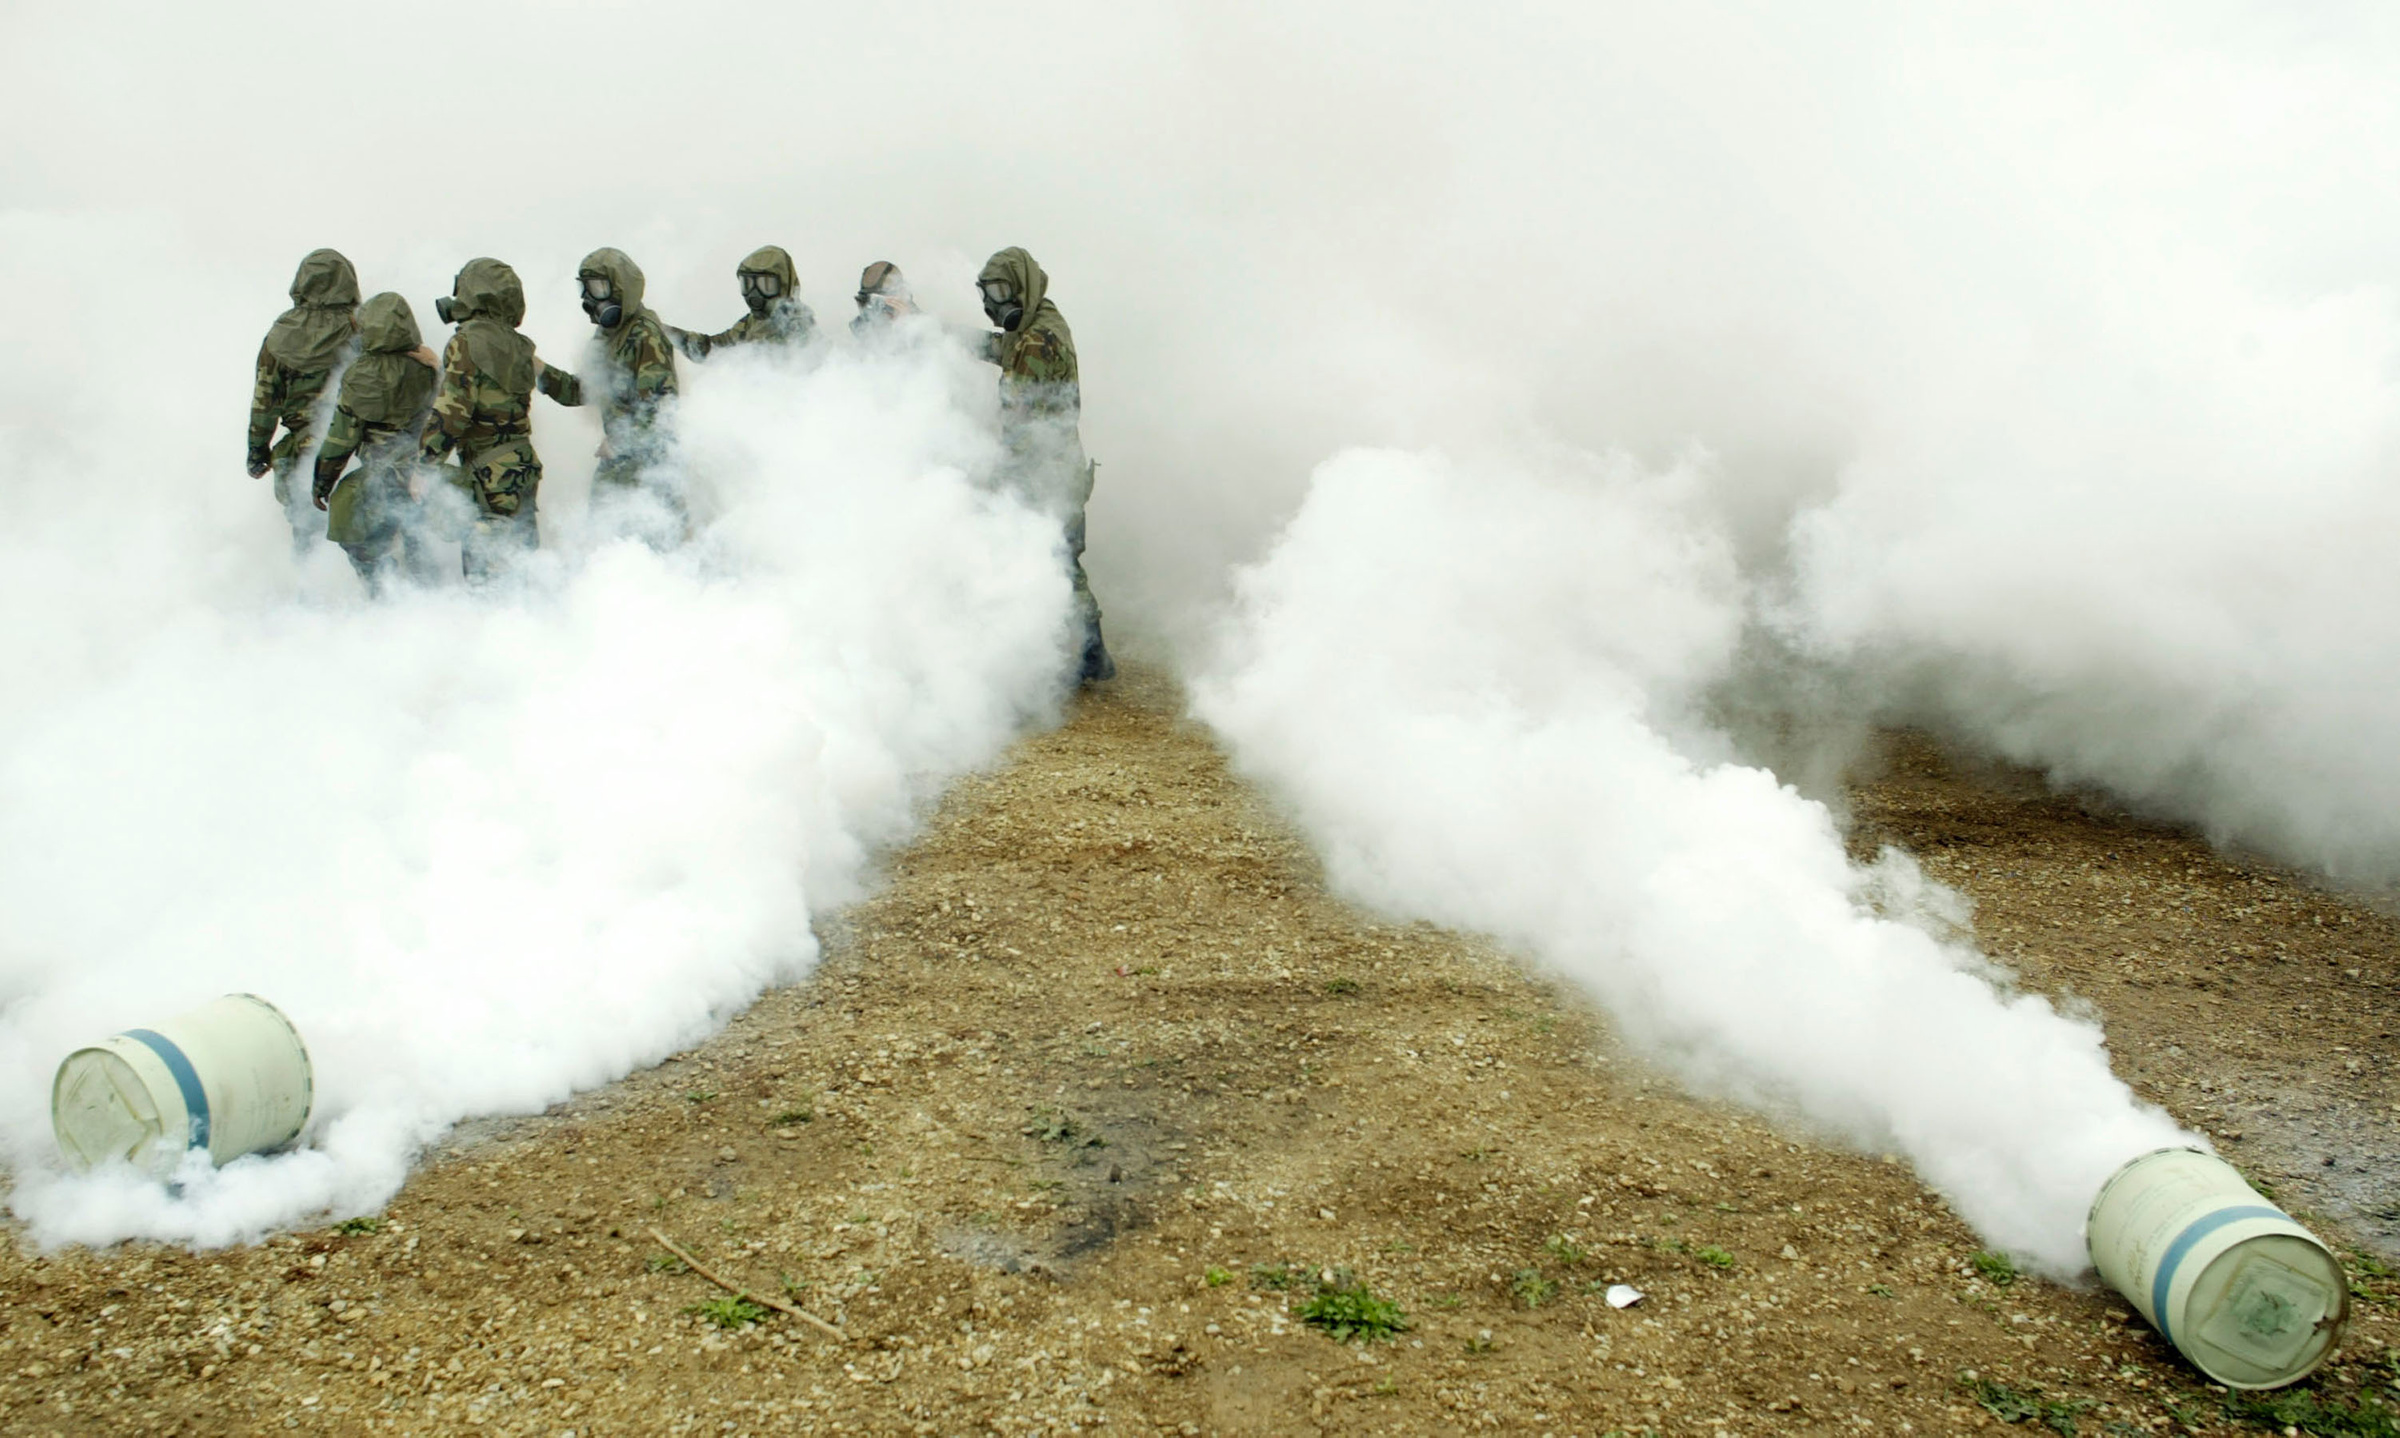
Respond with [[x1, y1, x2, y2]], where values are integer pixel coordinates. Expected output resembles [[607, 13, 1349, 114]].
[[1, 667, 2394, 1436]]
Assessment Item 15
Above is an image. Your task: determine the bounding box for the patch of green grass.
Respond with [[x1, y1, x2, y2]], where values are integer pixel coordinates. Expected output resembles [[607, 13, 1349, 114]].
[[1250, 1262, 1307, 1291], [1960, 1375, 2093, 1434], [1509, 1268, 1557, 1309], [1867, 1283, 1895, 1298], [1204, 1266, 1235, 1287], [1428, 1292, 1463, 1309], [1544, 1234, 1587, 1267], [685, 1089, 718, 1104], [332, 1216, 382, 1236], [645, 1253, 690, 1275], [1323, 978, 1360, 996], [1693, 1245, 1736, 1270], [686, 1295, 770, 1331], [1298, 1280, 1409, 1343], [1970, 1250, 2021, 1286], [767, 1109, 812, 1127], [2222, 1386, 2400, 1437]]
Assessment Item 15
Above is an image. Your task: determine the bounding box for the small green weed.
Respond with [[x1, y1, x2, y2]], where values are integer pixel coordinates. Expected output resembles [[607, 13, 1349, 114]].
[[1323, 978, 1360, 996], [1510, 1268, 1557, 1308], [332, 1216, 382, 1236], [768, 1109, 812, 1127], [1544, 1234, 1587, 1267], [1204, 1266, 1235, 1287], [1970, 1250, 2021, 1286], [1428, 1292, 1462, 1309], [1299, 1280, 1409, 1343], [1251, 1262, 1306, 1291], [1960, 1375, 2092, 1434], [686, 1295, 770, 1330], [685, 1089, 718, 1104], [1022, 1106, 1099, 1146], [1694, 1245, 1736, 1270], [1867, 1283, 1895, 1298], [645, 1253, 689, 1275], [2222, 1385, 2400, 1437]]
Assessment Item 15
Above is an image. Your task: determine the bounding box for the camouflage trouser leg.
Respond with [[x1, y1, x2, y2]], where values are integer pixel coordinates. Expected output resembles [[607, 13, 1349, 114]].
[[462, 512, 539, 585], [338, 523, 401, 598], [592, 453, 688, 548], [462, 441, 543, 586], [270, 458, 321, 558], [1064, 508, 1113, 683]]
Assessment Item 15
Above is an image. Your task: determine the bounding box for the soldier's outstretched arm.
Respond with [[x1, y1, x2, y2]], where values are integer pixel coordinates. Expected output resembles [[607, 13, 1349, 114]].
[[537, 360, 585, 408], [665, 325, 712, 363], [247, 342, 282, 476]]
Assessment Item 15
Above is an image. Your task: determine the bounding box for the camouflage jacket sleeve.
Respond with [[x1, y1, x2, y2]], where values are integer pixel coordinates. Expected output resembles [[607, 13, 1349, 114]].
[[313, 405, 365, 500], [537, 361, 584, 408], [420, 333, 477, 463], [665, 324, 711, 363], [247, 343, 284, 459]]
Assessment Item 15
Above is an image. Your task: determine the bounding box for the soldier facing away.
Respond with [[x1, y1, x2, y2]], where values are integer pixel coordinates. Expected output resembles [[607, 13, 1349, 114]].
[[312, 292, 437, 595], [419, 258, 555, 584], [539, 248, 683, 532], [669, 245, 816, 360], [977, 246, 1114, 684], [248, 249, 362, 556]]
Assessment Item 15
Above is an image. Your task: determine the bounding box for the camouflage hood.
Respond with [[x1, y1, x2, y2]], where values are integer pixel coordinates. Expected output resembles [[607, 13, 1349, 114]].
[[449, 258, 536, 397], [980, 247, 1074, 371], [264, 248, 360, 372], [579, 247, 651, 329], [737, 245, 800, 295], [452, 257, 527, 326], [342, 292, 436, 428], [357, 292, 421, 354]]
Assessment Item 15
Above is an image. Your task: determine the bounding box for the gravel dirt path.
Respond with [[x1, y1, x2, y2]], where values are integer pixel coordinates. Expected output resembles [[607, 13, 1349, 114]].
[[2, 667, 2394, 1435]]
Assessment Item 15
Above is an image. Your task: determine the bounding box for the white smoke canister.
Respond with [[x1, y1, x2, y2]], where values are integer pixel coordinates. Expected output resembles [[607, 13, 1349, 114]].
[[2087, 1147, 2348, 1389], [51, 994, 313, 1176]]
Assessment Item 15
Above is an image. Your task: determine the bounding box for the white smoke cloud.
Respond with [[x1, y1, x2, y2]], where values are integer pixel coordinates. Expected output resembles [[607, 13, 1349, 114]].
[[0, 305, 1073, 1244], [1195, 447, 2193, 1275]]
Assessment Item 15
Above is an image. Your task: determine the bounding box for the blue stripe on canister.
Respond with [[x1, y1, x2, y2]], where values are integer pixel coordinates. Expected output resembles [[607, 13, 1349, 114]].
[[122, 1029, 211, 1153], [2150, 1204, 2283, 1347]]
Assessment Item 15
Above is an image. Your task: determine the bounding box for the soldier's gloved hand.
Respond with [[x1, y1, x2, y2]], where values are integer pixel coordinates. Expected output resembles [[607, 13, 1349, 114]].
[[247, 448, 272, 479], [311, 470, 336, 512], [666, 326, 706, 363]]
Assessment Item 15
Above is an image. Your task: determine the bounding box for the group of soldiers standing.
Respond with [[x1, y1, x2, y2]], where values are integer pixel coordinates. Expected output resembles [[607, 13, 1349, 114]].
[[246, 244, 1112, 684]]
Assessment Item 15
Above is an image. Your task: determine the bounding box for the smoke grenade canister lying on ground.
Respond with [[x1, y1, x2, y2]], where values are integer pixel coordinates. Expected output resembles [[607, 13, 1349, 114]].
[[2086, 1147, 2348, 1389], [51, 994, 314, 1177]]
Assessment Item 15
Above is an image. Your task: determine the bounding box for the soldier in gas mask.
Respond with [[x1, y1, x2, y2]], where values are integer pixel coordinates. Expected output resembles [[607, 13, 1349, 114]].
[[247, 249, 362, 557], [850, 260, 918, 338], [420, 258, 556, 584], [311, 292, 437, 594], [538, 248, 683, 532], [668, 245, 817, 360], [977, 247, 1113, 684]]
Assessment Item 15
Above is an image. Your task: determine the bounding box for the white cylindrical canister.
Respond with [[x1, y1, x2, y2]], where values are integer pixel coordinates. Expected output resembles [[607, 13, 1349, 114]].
[[52, 994, 313, 1176], [2087, 1147, 2348, 1389]]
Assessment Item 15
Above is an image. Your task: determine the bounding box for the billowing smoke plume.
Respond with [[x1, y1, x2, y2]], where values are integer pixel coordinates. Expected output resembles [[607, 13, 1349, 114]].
[[0, 317, 1074, 1245], [1195, 447, 2193, 1275]]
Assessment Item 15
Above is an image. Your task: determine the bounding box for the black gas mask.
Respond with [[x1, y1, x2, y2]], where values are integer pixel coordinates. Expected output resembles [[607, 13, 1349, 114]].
[[580, 274, 622, 329], [434, 294, 461, 324], [980, 277, 1023, 332], [738, 270, 782, 317]]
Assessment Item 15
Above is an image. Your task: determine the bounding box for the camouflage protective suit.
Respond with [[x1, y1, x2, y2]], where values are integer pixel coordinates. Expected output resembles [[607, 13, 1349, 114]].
[[538, 248, 680, 521], [312, 293, 436, 594], [978, 247, 1112, 683], [420, 258, 548, 584], [248, 249, 360, 555], [672, 245, 816, 359]]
